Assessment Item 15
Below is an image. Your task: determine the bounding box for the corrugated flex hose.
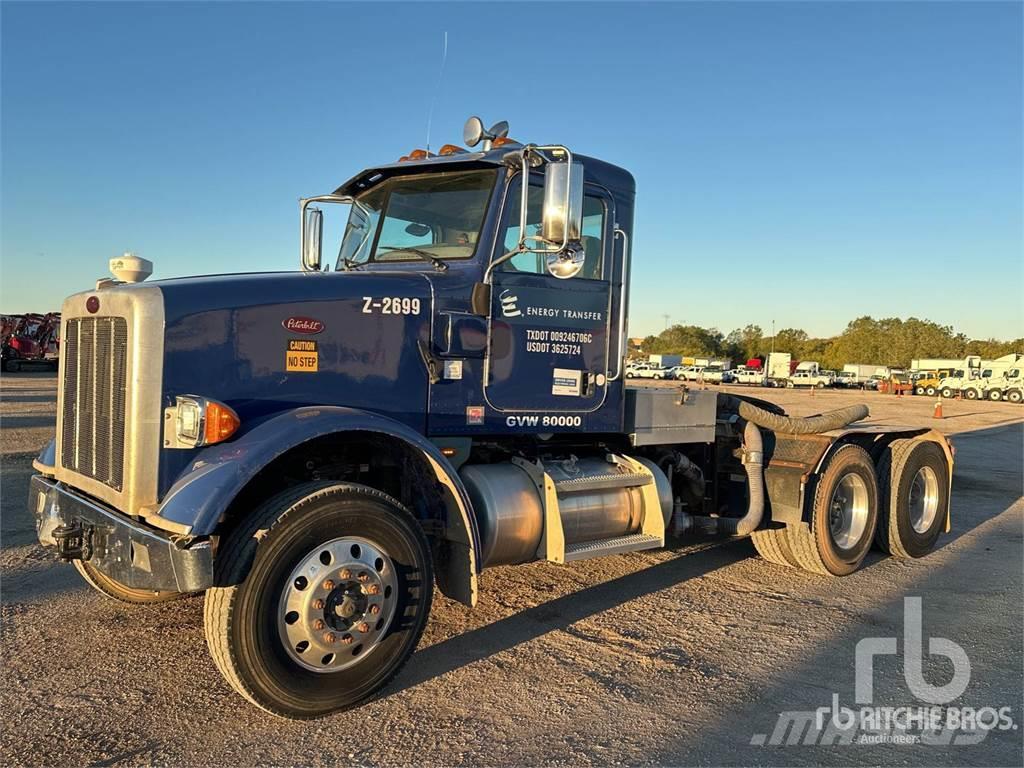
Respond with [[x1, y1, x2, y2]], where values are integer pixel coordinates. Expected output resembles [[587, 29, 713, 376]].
[[724, 396, 869, 435]]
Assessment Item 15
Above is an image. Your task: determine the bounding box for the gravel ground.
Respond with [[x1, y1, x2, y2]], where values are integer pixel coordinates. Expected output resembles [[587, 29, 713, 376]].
[[1, 373, 1021, 767]]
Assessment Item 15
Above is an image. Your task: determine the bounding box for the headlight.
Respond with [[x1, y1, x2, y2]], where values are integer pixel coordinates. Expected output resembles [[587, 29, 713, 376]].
[[165, 396, 240, 448]]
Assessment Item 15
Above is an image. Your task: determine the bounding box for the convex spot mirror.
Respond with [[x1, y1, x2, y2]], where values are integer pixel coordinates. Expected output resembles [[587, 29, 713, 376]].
[[303, 207, 323, 271], [546, 244, 586, 280], [542, 161, 584, 249]]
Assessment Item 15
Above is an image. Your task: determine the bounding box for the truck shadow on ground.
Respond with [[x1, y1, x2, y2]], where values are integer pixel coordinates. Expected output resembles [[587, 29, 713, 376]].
[[389, 541, 749, 697]]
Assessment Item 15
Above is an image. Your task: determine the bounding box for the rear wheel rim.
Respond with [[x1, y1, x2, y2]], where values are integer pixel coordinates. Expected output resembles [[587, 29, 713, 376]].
[[828, 473, 869, 550], [908, 466, 939, 534], [278, 537, 398, 673]]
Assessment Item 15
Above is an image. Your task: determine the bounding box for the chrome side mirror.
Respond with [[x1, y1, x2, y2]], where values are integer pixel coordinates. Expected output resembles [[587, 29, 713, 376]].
[[302, 207, 323, 271], [542, 161, 583, 248], [545, 243, 585, 280]]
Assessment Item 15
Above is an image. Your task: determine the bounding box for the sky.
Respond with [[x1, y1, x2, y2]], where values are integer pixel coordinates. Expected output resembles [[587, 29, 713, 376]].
[[2, 1, 1021, 340]]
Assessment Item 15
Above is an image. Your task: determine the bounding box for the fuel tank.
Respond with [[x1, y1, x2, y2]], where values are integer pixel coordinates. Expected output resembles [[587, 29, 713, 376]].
[[460, 455, 672, 567]]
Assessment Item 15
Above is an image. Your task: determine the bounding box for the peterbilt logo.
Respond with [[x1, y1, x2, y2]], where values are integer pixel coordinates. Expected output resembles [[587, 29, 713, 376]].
[[282, 316, 325, 334]]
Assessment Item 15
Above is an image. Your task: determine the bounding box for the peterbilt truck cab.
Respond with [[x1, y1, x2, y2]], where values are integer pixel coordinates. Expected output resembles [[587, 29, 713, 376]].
[[30, 117, 954, 718]]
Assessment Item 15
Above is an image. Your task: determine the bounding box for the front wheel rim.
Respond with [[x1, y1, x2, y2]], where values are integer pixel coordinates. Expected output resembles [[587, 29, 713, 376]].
[[278, 537, 398, 673], [908, 466, 940, 534], [828, 473, 869, 550]]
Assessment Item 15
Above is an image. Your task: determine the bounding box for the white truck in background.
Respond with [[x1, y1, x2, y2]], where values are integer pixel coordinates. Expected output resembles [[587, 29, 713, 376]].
[[648, 354, 682, 369], [625, 362, 670, 380], [842, 363, 885, 385], [733, 366, 767, 386], [959, 354, 1024, 401], [787, 370, 831, 389], [766, 352, 792, 387]]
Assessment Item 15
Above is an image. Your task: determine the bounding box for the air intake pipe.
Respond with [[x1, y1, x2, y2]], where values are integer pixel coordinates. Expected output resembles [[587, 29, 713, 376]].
[[722, 396, 869, 435], [687, 398, 869, 537]]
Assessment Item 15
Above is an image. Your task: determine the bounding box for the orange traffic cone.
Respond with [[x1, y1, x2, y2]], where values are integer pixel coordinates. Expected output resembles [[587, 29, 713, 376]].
[[934, 398, 943, 419]]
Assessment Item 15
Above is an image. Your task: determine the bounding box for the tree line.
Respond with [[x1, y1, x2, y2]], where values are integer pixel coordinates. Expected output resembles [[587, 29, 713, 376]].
[[635, 316, 1022, 370]]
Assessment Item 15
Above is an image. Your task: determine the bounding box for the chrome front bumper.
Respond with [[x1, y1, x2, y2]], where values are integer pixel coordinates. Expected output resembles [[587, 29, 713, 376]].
[[30, 475, 212, 593]]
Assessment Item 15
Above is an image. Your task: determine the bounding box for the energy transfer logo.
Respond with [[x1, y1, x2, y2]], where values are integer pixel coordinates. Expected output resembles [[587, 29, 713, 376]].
[[499, 289, 522, 318], [751, 597, 1016, 747]]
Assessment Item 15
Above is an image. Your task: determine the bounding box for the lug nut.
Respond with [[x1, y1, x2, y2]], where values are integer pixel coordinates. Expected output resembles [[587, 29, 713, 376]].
[[357, 571, 370, 583], [312, 599, 325, 610], [341, 634, 354, 645], [356, 622, 370, 633], [312, 619, 325, 631], [368, 604, 380, 615], [322, 579, 335, 591], [339, 568, 352, 579], [323, 632, 337, 644], [364, 584, 380, 596]]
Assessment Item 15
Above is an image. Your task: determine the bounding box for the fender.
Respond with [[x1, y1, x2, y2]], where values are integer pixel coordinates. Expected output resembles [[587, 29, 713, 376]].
[[150, 406, 481, 605]]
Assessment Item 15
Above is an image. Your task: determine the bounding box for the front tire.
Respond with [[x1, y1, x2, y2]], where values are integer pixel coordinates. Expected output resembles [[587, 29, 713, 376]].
[[1007, 389, 1023, 404], [940, 387, 953, 398], [73, 561, 183, 604], [786, 445, 878, 576], [204, 482, 432, 719]]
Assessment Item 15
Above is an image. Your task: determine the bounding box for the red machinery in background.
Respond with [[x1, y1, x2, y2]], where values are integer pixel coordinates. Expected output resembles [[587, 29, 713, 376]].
[[1, 312, 61, 372]]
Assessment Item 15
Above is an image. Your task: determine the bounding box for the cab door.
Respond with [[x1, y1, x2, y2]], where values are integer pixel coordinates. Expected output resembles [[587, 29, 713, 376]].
[[483, 182, 613, 414]]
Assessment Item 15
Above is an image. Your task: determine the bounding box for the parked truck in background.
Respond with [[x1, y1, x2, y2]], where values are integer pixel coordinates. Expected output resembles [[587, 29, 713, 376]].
[[648, 354, 682, 369], [765, 352, 793, 387], [625, 361, 669, 379], [27, 118, 955, 718], [959, 354, 1024, 401], [733, 367, 767, 385], [786, 370, 830, 388]]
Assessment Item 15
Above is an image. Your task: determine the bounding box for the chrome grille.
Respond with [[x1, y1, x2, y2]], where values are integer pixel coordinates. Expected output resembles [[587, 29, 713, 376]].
[[61, 317, 128, 490]]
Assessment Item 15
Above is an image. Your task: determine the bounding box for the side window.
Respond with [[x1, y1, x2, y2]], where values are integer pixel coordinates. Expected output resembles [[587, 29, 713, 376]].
[[499, 183, 546, 273], [498, 177, 607, 278], [579, 195, 605, 280]]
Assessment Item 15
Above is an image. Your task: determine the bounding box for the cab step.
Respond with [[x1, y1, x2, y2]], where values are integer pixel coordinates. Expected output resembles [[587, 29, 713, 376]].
[[564, 533, 663, 562]]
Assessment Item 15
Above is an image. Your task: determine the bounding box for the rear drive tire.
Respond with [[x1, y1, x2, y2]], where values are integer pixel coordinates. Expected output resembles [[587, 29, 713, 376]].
[[750, 527, 800, 568], [915, 386, 925, 396], [875, 439, 948, 558], [964, 388, 979, 400], [988, 389, 1002, 401], [73, 560, 183, 604], [4, 359, 20, 373], [925, 387, 936, 397], [786, 445, 878, 576], [204, 481, 432, 719]]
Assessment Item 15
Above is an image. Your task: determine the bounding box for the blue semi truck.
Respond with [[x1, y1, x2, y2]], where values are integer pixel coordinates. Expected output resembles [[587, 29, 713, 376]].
[[29, 118, 953, 718]]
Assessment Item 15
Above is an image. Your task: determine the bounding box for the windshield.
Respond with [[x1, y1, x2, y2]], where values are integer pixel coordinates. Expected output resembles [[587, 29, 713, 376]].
[[336, 169, 497, 270]]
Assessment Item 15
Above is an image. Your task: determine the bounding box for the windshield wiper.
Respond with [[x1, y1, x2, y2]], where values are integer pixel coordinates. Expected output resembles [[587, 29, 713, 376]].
[[378, 246, 449, 272]]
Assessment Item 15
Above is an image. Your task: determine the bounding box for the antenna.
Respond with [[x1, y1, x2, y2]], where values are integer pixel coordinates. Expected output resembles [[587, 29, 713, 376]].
[[424, 31, 448, 155], [662, 314, 671, 330]]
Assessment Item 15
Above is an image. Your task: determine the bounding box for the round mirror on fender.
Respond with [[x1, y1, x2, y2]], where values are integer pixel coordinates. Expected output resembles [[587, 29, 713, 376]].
[[545, 245, 585, 280], [464, 116, 485, 147], [405, 222, 431, 237]]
